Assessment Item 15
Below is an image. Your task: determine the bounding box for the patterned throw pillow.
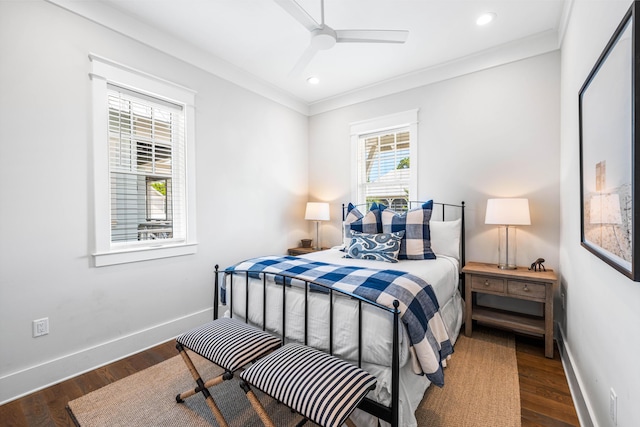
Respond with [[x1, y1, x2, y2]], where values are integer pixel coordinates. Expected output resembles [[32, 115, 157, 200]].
[[344, 231, 405, 263], [381, 200, 436, 260]]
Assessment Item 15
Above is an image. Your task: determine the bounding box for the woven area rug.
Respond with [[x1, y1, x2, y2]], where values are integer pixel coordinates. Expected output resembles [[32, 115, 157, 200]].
[[416, 328, 521, 427], [67, 349, 304, 427], [67, 328, 520, 427]]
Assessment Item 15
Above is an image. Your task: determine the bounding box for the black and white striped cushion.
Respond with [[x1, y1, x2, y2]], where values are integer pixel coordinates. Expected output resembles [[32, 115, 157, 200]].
[[176, 318, 281, 372], [240, 343, 377, 427]]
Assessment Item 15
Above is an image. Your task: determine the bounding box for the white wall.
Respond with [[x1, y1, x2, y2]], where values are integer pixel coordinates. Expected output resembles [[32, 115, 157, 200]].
[[560, 1, 640, 426], [309, 52, 561, 273], [0, 1, 308, 403]]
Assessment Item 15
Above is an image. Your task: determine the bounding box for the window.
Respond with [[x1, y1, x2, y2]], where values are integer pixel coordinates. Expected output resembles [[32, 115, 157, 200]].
[[350, 110, 418, 209], [108, 87, 179, 243], [90, 55, 197, 266]]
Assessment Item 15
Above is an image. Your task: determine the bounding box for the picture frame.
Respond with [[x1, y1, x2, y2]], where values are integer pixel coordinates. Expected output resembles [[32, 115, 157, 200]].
[[579, 1, 640, 281]]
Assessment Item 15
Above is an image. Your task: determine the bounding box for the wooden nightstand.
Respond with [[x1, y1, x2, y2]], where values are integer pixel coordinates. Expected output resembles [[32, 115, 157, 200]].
[[288, 247, 325, 256], [462, 261, 558, 358]]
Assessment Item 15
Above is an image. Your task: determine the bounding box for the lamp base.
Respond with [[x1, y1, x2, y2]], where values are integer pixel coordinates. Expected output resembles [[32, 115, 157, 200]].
[[314, 221, 320, 250], [496, 226, 518, 271]]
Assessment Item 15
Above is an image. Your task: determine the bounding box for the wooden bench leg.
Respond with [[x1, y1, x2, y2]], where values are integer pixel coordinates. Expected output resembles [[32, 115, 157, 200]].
[[176, 343, 230, 427], [239, 380, 276, 427]]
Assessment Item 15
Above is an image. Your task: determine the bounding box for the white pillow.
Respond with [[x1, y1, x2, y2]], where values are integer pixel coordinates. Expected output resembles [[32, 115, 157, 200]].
[[430, 218, 462, 260]]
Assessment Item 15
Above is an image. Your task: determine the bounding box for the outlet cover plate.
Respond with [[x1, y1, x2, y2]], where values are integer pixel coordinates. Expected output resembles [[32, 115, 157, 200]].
[[33, 318, 49, 337]]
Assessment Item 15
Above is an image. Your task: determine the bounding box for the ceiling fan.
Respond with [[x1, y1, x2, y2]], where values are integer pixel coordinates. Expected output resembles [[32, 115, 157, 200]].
[[274, 0, 409, 76]]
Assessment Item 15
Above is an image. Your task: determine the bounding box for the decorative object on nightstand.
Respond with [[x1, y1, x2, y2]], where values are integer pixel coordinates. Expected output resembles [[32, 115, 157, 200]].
[[305, 202, 330, 250], [300, 238, 312, 248], [528, 257, 546, 271], [485, 198, 531, 270], [463, 261, 557, 358]]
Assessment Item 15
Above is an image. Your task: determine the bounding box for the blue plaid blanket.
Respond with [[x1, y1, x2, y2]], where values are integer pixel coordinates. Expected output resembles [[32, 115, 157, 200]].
[[224, 256, 453, 387]]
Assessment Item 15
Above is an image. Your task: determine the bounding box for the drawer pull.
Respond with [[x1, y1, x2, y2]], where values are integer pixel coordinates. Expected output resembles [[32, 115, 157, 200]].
[[484, 280, 490, 286], [523, 285, 530, 292]]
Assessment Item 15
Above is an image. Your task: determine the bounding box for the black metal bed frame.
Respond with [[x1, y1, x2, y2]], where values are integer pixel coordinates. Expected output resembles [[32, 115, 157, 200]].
[[213, 201, 465, 427]]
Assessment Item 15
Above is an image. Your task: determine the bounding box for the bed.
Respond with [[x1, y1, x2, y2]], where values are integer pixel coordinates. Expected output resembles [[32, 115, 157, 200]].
[[215, 201, 465, 427]]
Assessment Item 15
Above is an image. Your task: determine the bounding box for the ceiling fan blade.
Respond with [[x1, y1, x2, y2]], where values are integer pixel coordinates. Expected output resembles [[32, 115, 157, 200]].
[[289, 44, 318, 77], [274, 0, 319, 32], [335, 29, 409, 44]]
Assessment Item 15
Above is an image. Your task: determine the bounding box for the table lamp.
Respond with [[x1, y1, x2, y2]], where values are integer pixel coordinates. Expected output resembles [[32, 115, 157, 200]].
[[485, 198, 531, 269], [305, 202, 330, 250]]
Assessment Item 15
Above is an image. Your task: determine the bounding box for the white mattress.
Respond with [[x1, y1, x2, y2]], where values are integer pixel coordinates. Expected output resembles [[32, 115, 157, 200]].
[[224, 248, 464, 427]]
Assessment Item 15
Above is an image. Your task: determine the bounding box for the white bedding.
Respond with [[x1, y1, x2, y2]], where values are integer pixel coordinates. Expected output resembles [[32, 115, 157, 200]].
[[224, 247, 464, 427]]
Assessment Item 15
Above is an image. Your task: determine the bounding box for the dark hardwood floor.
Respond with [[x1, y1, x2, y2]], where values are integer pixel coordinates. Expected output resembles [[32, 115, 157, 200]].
[[516, 333, 580, 427], [0, 331, 580, 426]]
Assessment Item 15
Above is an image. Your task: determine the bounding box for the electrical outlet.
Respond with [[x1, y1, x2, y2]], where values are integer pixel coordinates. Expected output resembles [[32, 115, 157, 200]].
[[32, 318, 49, 337], [610, 388, 617, 425]]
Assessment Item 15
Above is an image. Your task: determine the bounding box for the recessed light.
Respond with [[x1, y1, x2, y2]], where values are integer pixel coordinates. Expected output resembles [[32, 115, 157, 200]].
[[306, 76, 320, 85], [476, 12, 496, 26]]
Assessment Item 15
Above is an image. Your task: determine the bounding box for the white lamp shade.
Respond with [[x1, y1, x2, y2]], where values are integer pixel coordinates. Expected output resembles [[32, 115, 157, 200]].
[[485, 198, 531, 225], [305, 202, 330, 221]]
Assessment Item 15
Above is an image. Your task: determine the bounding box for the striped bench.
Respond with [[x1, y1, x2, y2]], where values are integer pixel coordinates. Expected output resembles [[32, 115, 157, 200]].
[[239, 343, 377, 427], [175, 317, 281, 427]]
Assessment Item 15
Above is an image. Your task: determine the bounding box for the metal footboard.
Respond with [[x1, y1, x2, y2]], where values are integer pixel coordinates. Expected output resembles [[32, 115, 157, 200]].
[[213, 266, 401, 426]]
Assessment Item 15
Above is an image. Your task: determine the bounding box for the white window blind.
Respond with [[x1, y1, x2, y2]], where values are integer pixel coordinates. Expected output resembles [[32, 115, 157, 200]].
[[107, 85, 186, 246], [357, 127, 411, 211]]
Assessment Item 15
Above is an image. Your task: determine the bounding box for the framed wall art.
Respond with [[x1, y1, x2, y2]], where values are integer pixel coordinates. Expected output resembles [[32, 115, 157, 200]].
[[579, 1, 640, 281]]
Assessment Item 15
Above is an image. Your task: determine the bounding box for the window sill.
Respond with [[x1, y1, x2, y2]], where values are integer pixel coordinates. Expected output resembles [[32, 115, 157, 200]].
[[93, 243, 198, 267]]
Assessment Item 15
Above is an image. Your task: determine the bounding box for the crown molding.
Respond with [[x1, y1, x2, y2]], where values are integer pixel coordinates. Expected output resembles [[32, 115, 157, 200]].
[[45, 0, 309, 116], [46, 0, 566, 118], [309, 30, 560, 115], [557, 0, 575, 48]]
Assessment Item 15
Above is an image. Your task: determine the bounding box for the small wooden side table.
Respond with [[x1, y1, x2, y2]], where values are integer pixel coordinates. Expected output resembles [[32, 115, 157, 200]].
[[462, 261, 558, 358], [287, 247, 326, 256]]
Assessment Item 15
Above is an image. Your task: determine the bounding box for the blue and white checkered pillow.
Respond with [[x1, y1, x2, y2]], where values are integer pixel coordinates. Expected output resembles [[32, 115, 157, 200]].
[[381, 200, 436, 260], [344, 230, 405, 263], [343, 202, 386, 247]]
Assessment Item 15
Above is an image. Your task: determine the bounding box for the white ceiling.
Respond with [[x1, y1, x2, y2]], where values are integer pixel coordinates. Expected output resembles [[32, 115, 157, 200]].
[[52, 0, 569, 114]]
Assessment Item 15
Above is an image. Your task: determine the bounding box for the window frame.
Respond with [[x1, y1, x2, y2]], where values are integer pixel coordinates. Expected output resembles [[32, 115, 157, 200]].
[[90, 54, 197, 267], [350, 109, 419, 206]]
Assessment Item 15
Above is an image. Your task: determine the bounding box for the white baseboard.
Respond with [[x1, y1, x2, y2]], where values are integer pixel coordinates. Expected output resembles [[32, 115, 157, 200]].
[[0, 308, 212, 405], [556, 323, 597, 427]]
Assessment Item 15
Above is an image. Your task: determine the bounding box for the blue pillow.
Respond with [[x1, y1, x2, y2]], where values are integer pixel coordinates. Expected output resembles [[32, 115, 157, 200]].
[[344, 231, 405, 263], [381, 200, 436, 260]]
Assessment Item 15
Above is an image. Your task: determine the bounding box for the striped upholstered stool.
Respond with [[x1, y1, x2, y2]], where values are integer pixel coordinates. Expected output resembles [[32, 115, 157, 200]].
[[239, 343, 377, 427], [175, 317, 281, 427]]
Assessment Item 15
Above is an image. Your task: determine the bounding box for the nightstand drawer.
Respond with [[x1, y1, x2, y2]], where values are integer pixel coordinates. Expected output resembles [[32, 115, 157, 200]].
[[507, 280, 546, 300], [471, 275, 505, 293]]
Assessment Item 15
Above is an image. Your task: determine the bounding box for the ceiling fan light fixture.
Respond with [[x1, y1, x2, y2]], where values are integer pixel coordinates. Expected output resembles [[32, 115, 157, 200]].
[[276, 0, 408, 76], [311, 27, 337, 50], [476, 12, 497, 26], [307, 76, 320, 85]]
